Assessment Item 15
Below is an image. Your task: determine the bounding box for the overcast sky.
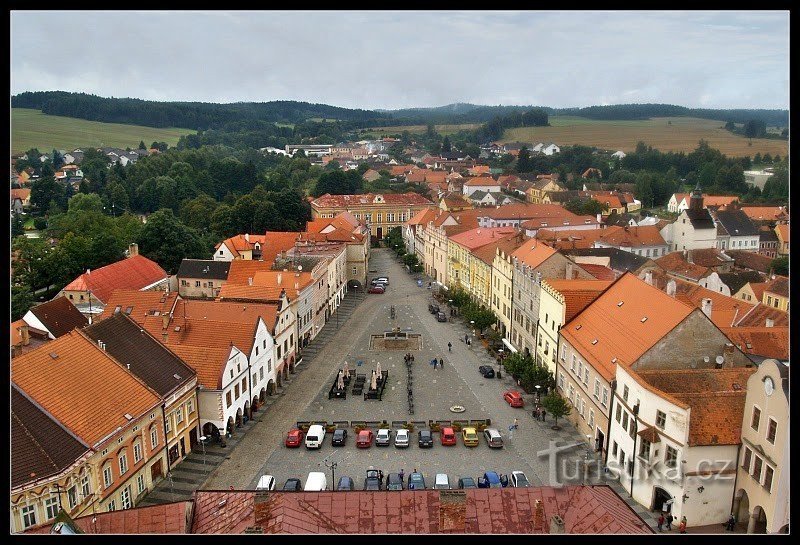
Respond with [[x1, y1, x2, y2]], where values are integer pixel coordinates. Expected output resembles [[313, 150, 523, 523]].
[[11, 10, 789, 111]]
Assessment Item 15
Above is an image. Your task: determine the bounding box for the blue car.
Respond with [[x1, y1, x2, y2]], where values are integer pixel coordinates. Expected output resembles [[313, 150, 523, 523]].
[[477, 471, 502, 489]]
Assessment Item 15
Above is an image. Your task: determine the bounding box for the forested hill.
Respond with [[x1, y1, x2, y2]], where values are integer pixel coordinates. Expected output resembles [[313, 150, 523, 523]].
[[11, 91, 387, 130]]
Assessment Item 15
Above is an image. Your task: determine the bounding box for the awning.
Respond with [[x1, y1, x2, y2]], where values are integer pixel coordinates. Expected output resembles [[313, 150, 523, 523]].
[[501, 338, 518, 353]]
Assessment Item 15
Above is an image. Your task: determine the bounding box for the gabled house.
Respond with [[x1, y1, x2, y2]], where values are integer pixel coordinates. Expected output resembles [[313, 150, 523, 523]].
[[177, 259, 232, 298], [462, 177, 501, 197], [667, 193, 738, 213], [22, 296, 88, 339], [712, 206, 760, 252], [774, 224, 789, 257], [660, 186, 718, 251], [762, 275, 788, 312], [592, 225, 668, 259]]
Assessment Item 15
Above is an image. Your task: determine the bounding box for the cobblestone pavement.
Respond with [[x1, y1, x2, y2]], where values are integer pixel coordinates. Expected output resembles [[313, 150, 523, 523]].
[[142, 249, 658, 530]]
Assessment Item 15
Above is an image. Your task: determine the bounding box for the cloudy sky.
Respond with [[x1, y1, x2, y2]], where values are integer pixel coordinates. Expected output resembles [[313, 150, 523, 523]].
[[11, 10, 789, 111]]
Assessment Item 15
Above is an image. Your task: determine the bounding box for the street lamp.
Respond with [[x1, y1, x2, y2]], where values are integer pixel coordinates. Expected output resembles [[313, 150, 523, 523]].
[[535, 384, 541, 404], [200, 435, 207, 467], [497, 348, 504, 378], [470, 320, 475, 338]]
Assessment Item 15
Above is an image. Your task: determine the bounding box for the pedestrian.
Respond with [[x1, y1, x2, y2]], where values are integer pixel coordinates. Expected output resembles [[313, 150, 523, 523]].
[[467, 338, 471, 346], [540, 408, 546, 422], [513, 418, 519, 429], [533, 406, 540, 420], [665, 513, 674, 531], [399, 469, 405, 482], [465, 334, 468, 343], [679, 517, 687, 534], [657, 513, 665, 532], [439, 358, 444, 369], [448, 342, 452, 352], [726, 513, 736, 531]]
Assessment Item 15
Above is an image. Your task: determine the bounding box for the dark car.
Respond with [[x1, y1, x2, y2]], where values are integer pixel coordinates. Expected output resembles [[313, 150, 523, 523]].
[[457, 476, 477, 489], [282, 478, 302, 491], [436, 311, 447, 322], [368, 285, 386, 294], [477, 471, 502, 489], [418, 429, 434, 448], [386, 473, 404, 491], [407, 472, 426, 490], [331, 428, 348, 447], [428, 303, 440, 314], [336, 476, 354, 491], [364, 468, 383, 491], [478, 365, 495, 378]]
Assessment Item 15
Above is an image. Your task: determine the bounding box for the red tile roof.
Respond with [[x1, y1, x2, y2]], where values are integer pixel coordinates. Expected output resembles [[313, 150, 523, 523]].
[[543, 279, 614, 322], [463, 176, 500, 187], [190, 487, 651, 534], [733, 303, 789, 328], [480, 203, 580, 221], [596, 225, 666, 248], [536, 228, 607, 250], [311, 192, 434, 208], [654, 252, 710, 282], [25, 501, 192, 534], [721, 326, 789, 360], [26, 296, 88, 337], [259, 231, 303, 264], [674, 194, 738, 208], [560, 273, 694, 380], [510, 240, 557, 269], [577, 264, 617, 281], [764, 275, 788, 298], [61, 255, 168, 304], [226, 260, 278, 284], [471, 232, 528, 265], [448, 227, 517, 250], [11, 188, 30, 200], [740, 205, 788, 222], [726, 250, 773, 274]]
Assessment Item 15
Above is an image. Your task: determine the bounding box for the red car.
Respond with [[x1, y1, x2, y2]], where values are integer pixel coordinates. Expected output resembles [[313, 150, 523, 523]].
[[503, 390, 525, 408], [368, 285, 385, 294], [285, 428, 304, 448], [440, 426, 457, 446], [356, 429, 375, 448]]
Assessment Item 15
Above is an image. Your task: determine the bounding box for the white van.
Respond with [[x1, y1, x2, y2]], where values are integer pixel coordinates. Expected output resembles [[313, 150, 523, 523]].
[[304, 471, 328, 491], [256, 474, 275, 490], [305, 425, 326, 449]]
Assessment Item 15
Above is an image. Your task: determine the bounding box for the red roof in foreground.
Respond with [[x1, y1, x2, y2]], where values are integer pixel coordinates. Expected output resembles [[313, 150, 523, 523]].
[[24, 501, 192, 534], [190, 487, 652, 534], [61, 255, 168, 304]]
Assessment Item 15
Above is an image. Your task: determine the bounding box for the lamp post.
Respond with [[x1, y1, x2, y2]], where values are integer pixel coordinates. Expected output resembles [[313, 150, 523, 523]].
[[535, 384, 541, 405], [200, 436, 207, 467], [497, 348, 504, 378], [470, 320, 475, 338]]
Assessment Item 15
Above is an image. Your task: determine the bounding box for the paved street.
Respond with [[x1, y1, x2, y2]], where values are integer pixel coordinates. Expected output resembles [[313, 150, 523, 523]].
[[141, 248, 657, 530]]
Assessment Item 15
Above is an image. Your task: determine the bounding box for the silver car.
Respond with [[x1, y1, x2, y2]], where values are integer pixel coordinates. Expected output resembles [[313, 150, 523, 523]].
[[375, 428, 392, 446], [394, 429, 410, 448], [434, 473, 451, 490]]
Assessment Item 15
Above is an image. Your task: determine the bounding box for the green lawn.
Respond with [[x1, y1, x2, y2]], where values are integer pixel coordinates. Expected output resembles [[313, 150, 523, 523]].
[[11, 108, 196, 154]]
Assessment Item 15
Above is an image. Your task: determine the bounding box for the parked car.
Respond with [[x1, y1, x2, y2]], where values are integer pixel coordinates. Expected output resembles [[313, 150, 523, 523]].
[[407, 472, 426, 490], [462, 427, 479, 447], [256, 475, 275, 490], [457, 476, 477, 489], [477, 471, 502, 489], [394, 429, 410, 448], [356, 429, 375, 448], [483, 428, 504, 449], [478, 365, 495, 378], [434, 473, 451, 490], [436, 311, 447, 322], [285, 428, 304, 448], [282, 478, 302, 491], [386, 473, 404, 491], [440, 427, 457, 446], [331, 428, 348, 446], [305, 424, 325, 449], [418, 429, 433, 448], [304, 471, 328, 491], [428, 303, 440, 314], [503, 390, 525, 408], [510, 471, 530, 488], [368, 285, 385, 294], [373, 277, 389, 285], [375, 428, 392, 446], [336, 476, 354, 491], [364, 468, 383, 490]]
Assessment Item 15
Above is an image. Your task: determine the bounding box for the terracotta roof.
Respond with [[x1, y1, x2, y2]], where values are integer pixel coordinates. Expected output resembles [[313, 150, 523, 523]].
[[686, 248, 734, 269], [721, 326, 789, 360], [596, 225, 666, 248], [463, 177, 500, 187], [496, 175, 520, 187], [215, 234, 263, 258], [593, 194, 623, 209], [480, 203, 579, 221], [448, 227, 517, 250], [226, 260, 278, 285], [654, 252, 710, 282], [27, 296, 88, 337], [537, 228, 606, 250], [389, 165, 416, 176], [96, 290, 179, 322], [25, 501, 193, 534], [726, 250, 773, 273], [218, 284, 284, 302], [472, 232, 528, 265], [61, 255, 168, 304], [259, 232, 302, 264], [764, 275, 788, 298], [635, 368, 755, 446], [560, 273, 694, 380], [673, 194, 738, 208], [740, 205, 788, 222], [407, 207, 438, 226], [523, 216, 600, 230], [468, 165, 491, 175], [543, 279, 614, 322], [637, 426, 661, 444], [11, 384, 89, 489], [11, 188, 30, 200], [733, 303, 789, 328], [407, 170, 447, 185], [775, 223, 789, 242], [190, 487, 652, 534], [311, 192, 434, 208], [252, 270, 314, 294], [510, 240, 557, 269], [11, 330, 162, 446], [579, 264, 617, 281], [746, 282, 768, 302]]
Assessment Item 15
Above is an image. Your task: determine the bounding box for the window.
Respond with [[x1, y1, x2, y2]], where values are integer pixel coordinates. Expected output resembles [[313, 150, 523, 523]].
[[107, 500, 116, 512], [242, 377, 247, 392], [655, 410, 666, 429], [588, 409, 595, 428], [622, 385, 629, 402], [263, 339, 266, 349], [234, 384, 240, 399], [622, 411, 629, 430], [165, 416, 171, 435], [594, 379, 600, 399], [742, 446, 752, 471], [560, 345, 566, 361], [601, 388, 609, 407], [767, 418, 777, 444], [639, 438, 651, 458], [751, 406, 761, 431], [619, 449, 626, 465], [133, 441, 143, 464], [81, 473, 91, 499], [103, 465, 113, 488], [150, 427, 159, 449], [612, 441, 618, 457], [255, 347, 259, 356], [21, 504, 37, 529], [583, 368, 589, 385], [629, 419, 636, 440], [253, 373, 257, 386], [277, 345, 282, 359], [616, 404, 622, 423], [175, 408, 184, 425], [119, 453, 128, 475], [763, 465, 774, 492], [259, 367, 264, 381], [121, 486, 132, 509], [187, 398, 195, 414], [137, 474, 146, 495], [570, 354, 576, 372], [753, 456, 764, 481], [353, 267, 357, 275], [665, 445, 678, 468], [568, 384, 575, 404], [226, 391, 232, 408], [558, 372, 565, 390], [195, 281, 201, 287], [45, 496, 59, 520], [580, 399, 586, 418]]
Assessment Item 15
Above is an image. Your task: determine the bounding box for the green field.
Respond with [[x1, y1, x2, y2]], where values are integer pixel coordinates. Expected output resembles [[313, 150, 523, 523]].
[[11, 108, 196, 154], [356, 123, 481, 138]]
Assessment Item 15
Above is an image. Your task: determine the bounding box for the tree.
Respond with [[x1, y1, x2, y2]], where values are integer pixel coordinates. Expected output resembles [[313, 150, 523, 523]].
[[30, 175, 61, 212], [11, 284, 34, 321], [52, 149, 64, 170], [463, 304, 497, 334], [312, 169, 363, 196], [516, 146, 531, 173], [743, 119, 767, 139], [635, 173, 655, 209], [180, 194, 218, 232], [137, 208, 206, 274], [441, 135, 451, 153], [12, 213, 25, 237], [139, 140, 147, 150], [770, 256, 789, 276], [542, 392, 571, 430], [563, 198, 606, 216], [781, 128, 788, 138]]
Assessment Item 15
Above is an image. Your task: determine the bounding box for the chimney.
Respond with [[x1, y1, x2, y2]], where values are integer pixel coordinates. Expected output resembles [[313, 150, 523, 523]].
[[666, 279, 676, 297], [162, 314, 170, 330], [20, 324, 30, 346], [687, 251, 693, 264], [248, 277, 253, 286], [644, 271, 653, 286], [596, 213, 602, 223], [244, 233, 250, 243], [566, 261, 574, 280], [724, 342, 735, 367], [549, 514, 565, 534], [277, 273, 282, 285], [536, 271, 542, 284], [128, 243, 139, 257], [701, 298, 713, 318], [766, 317, 774, 328]]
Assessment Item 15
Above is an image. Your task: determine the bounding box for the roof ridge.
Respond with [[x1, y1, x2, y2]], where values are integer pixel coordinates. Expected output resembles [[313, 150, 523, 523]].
[[11, 382, 91, 449]]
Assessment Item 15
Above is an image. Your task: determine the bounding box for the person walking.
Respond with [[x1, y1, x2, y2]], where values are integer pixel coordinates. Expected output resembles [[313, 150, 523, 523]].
[[533, 406, 540, 420], [657, 513, 665, 532], [448, 342, 452, 352], [399, 469, 405, 483], [726, 513, 736, 531], [513, 418, 519, 430], [665, 513, 674, 531], [679, 517, 687, 534], [540, 408, 546, 422], [439, 358, 444, 369]]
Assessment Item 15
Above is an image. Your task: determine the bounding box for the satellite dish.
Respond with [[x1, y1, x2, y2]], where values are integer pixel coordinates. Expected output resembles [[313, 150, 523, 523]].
[[715, 356, 725, 365], [298, 265, 303, 271]]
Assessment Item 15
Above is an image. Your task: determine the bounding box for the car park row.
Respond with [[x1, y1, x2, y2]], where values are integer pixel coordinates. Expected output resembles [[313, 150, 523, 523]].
[[285, 425, 509, 449]]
